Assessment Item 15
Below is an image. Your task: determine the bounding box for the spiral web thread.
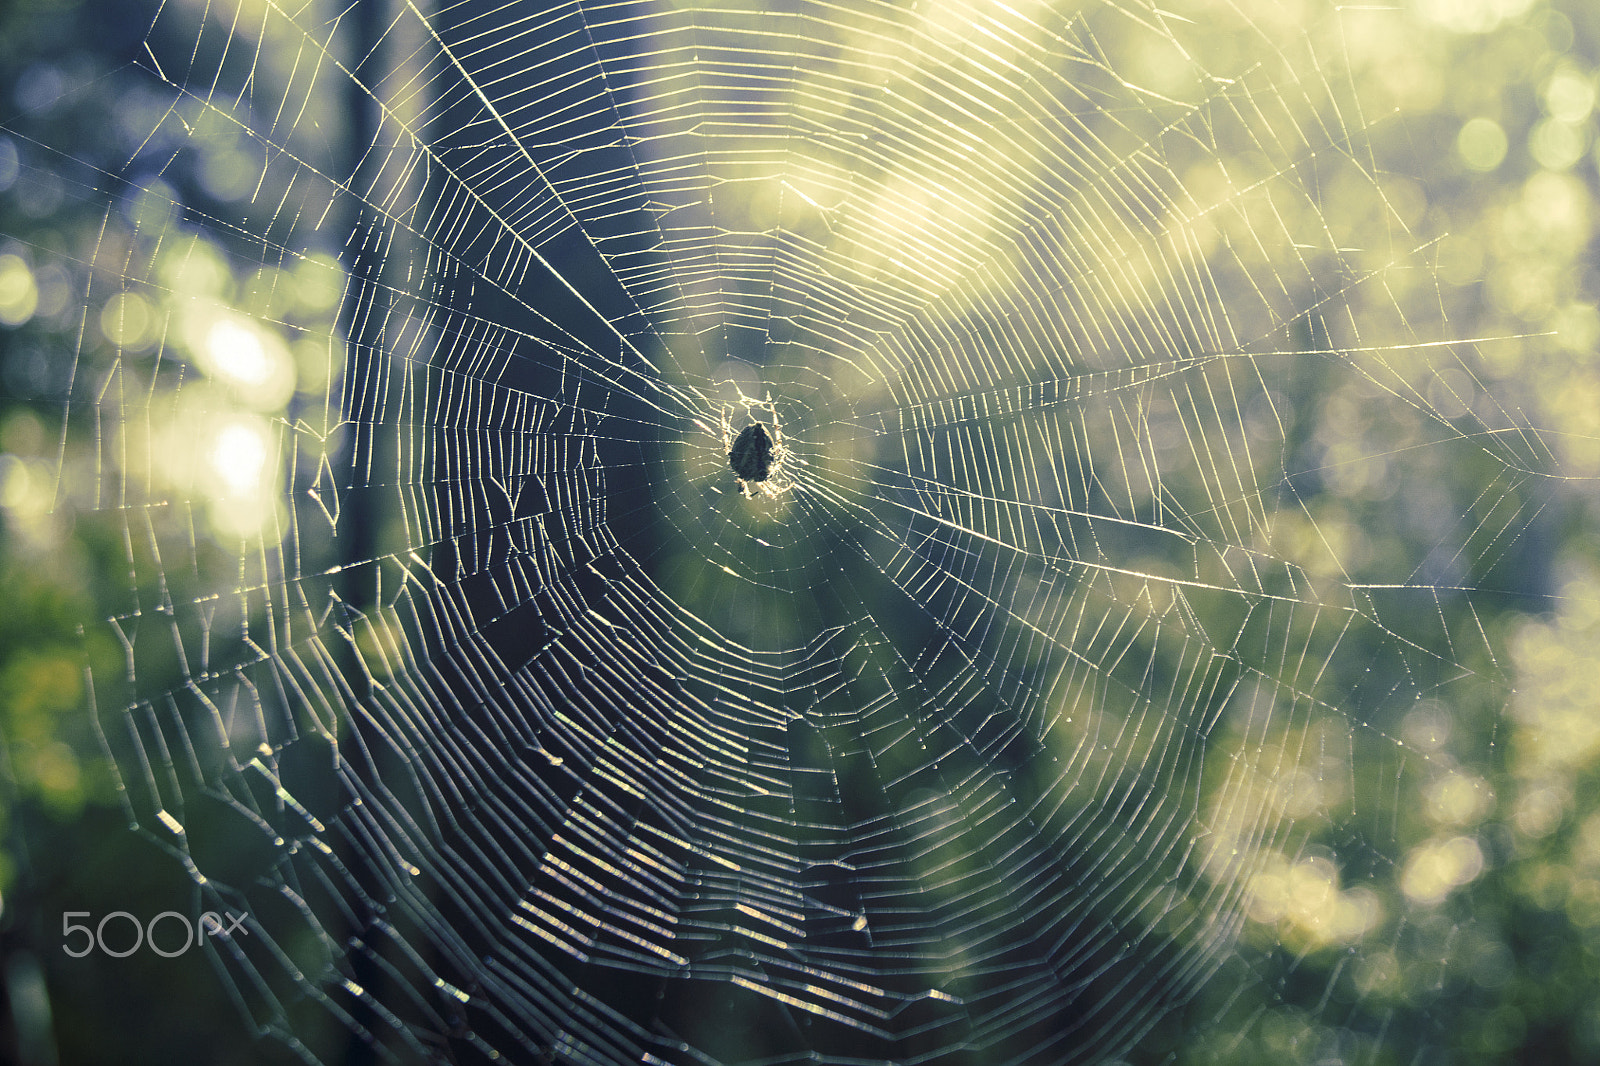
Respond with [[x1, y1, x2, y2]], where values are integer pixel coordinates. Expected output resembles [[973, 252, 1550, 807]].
[[76, 0, 1536, 1062]]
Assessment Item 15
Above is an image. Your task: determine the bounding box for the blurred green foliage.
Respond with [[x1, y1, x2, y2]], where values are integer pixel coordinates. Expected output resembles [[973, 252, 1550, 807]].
[[1, 0, 1599, 1063]]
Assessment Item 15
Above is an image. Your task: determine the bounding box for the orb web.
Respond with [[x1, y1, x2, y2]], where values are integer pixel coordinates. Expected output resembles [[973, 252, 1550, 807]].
[[62, 0, 1543, 1063]]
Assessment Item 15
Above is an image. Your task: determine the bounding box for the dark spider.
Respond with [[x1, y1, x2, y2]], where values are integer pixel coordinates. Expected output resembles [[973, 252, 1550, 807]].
[[728, 422, 775, 484]]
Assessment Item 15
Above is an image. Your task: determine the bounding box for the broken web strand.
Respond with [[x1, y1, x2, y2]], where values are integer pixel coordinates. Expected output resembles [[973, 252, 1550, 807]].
[[62, 0, 1546, 1064]]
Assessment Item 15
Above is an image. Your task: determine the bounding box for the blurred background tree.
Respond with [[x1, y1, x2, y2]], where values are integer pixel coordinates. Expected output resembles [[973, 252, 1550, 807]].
[[0, 0, 1597, 1064]]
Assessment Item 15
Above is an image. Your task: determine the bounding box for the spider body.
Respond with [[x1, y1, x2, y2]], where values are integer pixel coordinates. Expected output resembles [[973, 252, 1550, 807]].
[[728, 422, 775, 484], [718, 396, 794, 499]]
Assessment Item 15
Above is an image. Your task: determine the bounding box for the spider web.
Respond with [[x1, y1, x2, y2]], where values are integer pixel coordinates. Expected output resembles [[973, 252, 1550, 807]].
[[70, 0, 1541, 1062]]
